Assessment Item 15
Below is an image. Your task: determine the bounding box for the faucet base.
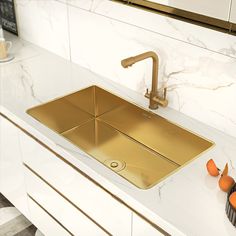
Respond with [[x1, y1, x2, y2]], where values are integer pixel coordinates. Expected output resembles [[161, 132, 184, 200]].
[[145, 90, 168, 110], [149, 103, 159, 110]]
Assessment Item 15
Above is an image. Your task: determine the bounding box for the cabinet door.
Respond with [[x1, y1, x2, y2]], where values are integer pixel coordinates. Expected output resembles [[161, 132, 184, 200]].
[[19, 125, 132, 236], [132, 213, 165, 236], [230, 0, 236, 23], [25, 167, 107, 236], [0, 116, 29, 218], [150, 0, 231, 21], [28, 197, 71, 236]]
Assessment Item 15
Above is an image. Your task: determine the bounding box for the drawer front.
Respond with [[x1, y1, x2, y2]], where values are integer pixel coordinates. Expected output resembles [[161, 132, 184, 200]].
[[132, 213, 164, 236], [28, 196, 71, 236], [25, 166, 108, 236], [19, 130, 132, 236]]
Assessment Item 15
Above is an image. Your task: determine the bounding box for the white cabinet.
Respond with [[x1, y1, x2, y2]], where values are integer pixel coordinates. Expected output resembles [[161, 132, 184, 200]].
[[28, 196, 71, 236], [150, 0, 231, 21], [25, 167, 107, 236], [230, 0, 236, 23], [132, 213, 165, 236], [18, 116, 132, 236], [0, 116, 30, 218], [2, 114, 170, 236]]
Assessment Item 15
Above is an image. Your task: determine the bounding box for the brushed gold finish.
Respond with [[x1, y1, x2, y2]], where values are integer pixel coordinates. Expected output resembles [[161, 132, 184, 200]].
[[121, 51, 168, 110], [99, 104, 213, 165], [62, 119, 178, 189], [27, 85, 214, 189], [26, 96, 93, 133]]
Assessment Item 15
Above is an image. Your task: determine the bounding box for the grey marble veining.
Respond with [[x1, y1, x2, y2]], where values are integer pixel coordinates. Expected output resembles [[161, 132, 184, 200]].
[[68, 6, 236, 138], [12, 0, 236, 139]]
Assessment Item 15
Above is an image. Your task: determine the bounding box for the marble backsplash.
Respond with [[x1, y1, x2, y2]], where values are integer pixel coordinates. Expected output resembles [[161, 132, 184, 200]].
[[14, 0, 236, 138]]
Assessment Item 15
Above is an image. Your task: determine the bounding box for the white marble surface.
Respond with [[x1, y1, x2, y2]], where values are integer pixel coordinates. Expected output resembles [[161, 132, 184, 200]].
[[15, 0, 70, 60], [68, 5, 236, 138], [1, 33, 236, 236], [14, 0, 236, 138], [69, 0, 236, 59]]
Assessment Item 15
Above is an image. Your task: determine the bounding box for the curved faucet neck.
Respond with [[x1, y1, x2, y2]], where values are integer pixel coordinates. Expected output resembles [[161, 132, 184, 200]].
[[121, 51, 167, 110]]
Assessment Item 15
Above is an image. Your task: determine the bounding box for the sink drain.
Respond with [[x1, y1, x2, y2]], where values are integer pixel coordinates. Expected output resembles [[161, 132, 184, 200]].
[[110, 162, 119, 168], [104, 160, 126, 172]]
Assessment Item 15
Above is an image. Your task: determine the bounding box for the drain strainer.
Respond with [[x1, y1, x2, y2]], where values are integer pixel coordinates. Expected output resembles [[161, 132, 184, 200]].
[[104, 160, 126, 172]]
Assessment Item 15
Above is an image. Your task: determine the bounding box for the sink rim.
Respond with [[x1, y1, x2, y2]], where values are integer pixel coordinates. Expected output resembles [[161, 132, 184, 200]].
[[26, 85, 215, 189]]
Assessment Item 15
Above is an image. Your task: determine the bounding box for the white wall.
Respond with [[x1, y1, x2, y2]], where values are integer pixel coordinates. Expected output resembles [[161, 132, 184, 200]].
[[230, 0, 236, 23], [15, 0, 236, 138]]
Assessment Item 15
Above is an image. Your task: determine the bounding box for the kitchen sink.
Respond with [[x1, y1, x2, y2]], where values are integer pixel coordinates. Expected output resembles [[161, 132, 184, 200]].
[[27, 86, 214, 189]]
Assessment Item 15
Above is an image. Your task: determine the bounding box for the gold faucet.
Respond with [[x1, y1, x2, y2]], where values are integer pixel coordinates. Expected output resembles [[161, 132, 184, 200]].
[[121, 51, 168, 110]]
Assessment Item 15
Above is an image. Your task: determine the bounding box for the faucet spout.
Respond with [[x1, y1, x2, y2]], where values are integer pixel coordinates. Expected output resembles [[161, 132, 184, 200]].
[[121, 51, 168, 110]]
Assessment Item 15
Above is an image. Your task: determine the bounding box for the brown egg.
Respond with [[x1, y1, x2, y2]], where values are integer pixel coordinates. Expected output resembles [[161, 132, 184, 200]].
[[229, 192, 236, 209], [206, 159, 219, 177], [219, 175, 235, 192]]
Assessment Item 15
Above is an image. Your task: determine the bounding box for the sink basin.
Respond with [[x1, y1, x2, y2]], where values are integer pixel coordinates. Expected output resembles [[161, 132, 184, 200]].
[[27, 86, 214, 189]]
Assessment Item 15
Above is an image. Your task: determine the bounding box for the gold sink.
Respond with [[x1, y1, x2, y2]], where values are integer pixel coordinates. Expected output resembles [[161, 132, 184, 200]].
[[27, 86, 214, 189]]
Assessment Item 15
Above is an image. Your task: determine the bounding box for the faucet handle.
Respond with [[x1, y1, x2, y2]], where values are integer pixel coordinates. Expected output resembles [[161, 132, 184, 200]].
[[163, 87, 167, 100], [144, 88, 150, 100], [153, 87, 168, 107]]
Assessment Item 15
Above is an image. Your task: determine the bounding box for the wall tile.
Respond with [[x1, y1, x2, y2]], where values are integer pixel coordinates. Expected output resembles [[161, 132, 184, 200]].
[[91, 0, 236, 59], [68, 6, 236, 137], [14, 0, 236, 137], [15, 0, 70, 59], [69, 6, 148, 92]]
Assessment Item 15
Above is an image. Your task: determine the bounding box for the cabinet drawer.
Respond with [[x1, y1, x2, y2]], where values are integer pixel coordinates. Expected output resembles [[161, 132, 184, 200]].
[[132, 213, 165, 236], [28, 196, 71, 236], [19, 130, 132, 236], [25, 166, 108, 236]]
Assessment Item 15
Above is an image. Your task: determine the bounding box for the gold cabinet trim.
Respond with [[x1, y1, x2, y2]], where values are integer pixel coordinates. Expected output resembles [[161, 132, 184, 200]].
[[25, 164, 112, 236], [0, 113, 170, 236], [27, 194, 74, 236]]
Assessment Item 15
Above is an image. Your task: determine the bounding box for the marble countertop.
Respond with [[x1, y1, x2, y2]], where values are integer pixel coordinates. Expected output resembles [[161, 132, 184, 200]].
[[1, 32, 236, 236]]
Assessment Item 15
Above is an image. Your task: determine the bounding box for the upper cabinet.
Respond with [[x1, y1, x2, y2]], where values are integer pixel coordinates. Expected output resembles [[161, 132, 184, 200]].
[[150, 0, 232, 21], [230, 0, 236, 23]]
